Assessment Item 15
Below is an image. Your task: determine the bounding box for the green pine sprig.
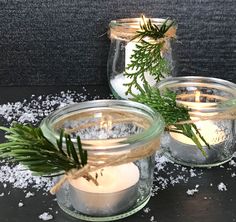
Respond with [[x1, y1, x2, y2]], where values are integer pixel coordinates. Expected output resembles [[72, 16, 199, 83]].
[[124, 16, 175, 96], [0, 122, 87, 176], [132, 86, 210, 156]]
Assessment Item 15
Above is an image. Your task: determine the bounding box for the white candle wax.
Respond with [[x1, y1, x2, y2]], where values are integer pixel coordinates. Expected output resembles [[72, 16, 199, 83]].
[[68, 163, 140, 216], [170, 120, 226, 146], [172, 91, 226, 146]]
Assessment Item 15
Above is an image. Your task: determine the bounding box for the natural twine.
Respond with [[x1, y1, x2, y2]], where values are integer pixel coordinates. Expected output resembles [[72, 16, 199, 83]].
[[50, 104, 236, 194], [50, 138, 160, 194], [176, 106, 236, 125]]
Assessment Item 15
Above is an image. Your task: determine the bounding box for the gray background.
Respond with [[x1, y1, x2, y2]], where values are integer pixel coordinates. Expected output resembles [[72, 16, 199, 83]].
[[0, 0, 235, 86]]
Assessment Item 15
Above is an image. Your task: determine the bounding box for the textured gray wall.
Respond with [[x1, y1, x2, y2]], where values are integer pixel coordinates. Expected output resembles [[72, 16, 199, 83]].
[[0, 0, 235, 86]]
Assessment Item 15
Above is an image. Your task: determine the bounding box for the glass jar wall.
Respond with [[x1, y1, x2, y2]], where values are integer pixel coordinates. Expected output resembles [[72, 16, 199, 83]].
[[40, 100, 164, 221], [157, 76, 236, 167], [107, 18, 176, 99]]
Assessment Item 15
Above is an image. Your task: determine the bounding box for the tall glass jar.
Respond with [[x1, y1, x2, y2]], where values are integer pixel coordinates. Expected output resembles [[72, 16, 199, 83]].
[[40, 100, 164, 221], [107, 18, 176, 100], [157, 76, 236, 167]]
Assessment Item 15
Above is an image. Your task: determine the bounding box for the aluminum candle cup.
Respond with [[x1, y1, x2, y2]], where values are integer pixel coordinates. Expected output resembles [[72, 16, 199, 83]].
[[40, 100, 164, 221], [157, 76, 236, 167], [107, 18, 176, 99], [68, 163, 139, 216]]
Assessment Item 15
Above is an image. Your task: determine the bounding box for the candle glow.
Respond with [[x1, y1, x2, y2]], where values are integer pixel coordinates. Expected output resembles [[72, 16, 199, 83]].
[[171, 90, 226, 146]]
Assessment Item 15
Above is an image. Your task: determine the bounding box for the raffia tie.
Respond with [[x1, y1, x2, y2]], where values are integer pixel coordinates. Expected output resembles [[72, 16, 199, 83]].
[[175, 106, 236, 125], [50, 138, 160, 194]]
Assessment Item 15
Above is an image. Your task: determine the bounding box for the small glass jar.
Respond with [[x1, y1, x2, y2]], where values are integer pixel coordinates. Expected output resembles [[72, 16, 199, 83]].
[[107, 18, 176, 100], [157, 76, 236, 167], [40, 100, 164, 221]]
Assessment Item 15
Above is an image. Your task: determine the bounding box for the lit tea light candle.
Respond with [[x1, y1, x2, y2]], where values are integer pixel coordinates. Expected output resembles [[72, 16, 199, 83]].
[[171, 90, 226, 146], [68, 163, 140, 216], [170, 120, 225, 145]]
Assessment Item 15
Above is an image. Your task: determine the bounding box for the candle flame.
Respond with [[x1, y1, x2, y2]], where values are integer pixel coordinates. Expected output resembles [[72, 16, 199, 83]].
[[100, 116, 113, 132], [195, 90, 201, 103]]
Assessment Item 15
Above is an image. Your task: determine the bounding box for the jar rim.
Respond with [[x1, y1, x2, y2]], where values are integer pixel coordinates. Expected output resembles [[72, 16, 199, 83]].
[[156, 76, 236, 113], [40, 100, 164, 152], [109, 17, 176, 40], [109, 18, 171, 29]]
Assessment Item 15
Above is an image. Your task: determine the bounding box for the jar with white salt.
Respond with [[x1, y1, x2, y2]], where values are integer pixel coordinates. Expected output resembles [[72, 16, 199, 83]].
[[107, 18, 176, 99]]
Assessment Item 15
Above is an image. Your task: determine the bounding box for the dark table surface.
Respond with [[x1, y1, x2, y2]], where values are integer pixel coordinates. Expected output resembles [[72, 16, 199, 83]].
[[0, 85, 235, 222]]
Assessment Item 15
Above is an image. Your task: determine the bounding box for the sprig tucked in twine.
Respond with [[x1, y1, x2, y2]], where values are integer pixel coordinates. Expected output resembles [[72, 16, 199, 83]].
[[0, 120, 160, 194], [0, 99, 235, 193], [124, 15, 176, 97]]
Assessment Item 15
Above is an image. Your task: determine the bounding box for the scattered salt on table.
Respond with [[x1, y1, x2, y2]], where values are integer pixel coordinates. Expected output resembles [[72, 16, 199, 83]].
[[25, 191, 35, 198], [18, 201, 24, 207], [186, 185, 199, 196], [218, 182, 227, 191], [38, 212, 53, 221]]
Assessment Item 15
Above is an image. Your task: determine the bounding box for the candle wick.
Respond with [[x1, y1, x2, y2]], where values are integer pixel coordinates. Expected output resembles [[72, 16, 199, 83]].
[[83, 173, 99, 186]]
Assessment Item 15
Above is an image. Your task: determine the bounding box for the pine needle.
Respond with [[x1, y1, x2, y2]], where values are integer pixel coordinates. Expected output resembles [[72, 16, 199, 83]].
[[0, 122, 87, 176]]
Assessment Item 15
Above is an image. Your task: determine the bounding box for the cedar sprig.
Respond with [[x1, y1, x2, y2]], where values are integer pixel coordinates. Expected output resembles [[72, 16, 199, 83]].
[[124, 16, 175, 96], [0, 122, 87, 176], [133, 86, 210, 156], [134, 15, 175, 41]]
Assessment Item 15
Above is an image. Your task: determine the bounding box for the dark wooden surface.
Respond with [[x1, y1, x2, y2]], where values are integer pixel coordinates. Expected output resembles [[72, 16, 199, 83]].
[[0, 1, 236, 86], [0, 86, 235, 222]]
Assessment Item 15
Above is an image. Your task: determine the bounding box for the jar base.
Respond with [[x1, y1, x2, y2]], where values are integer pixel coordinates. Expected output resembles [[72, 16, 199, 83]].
[[163, 151, 233, 168], [57, 195, 150, 222]]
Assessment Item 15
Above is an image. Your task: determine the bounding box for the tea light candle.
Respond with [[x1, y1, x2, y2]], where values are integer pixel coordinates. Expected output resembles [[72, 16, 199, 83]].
[[170, 120, 225, 146], [171, 91, 226, 146], [68, 163, 140, 216]]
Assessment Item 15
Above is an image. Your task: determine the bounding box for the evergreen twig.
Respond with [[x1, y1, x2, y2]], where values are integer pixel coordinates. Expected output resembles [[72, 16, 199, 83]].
[[0, 122, 87, 176], [132, 87, 210, 156], [124, 16, 210, 155], [124, 16, 175, 96]]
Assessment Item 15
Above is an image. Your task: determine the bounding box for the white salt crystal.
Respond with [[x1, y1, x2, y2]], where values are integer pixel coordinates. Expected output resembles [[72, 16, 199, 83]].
[[186, 185, 199, 196], [231, 173, 236, 177], [190, 169, 197, 177], [150, 216, 155, 221], [25, 191, 35, 198], [186, 188, 198, 196], [218, 182, 227, 191], [38, 212, 53, 221], [143, 207, 151, 213], [18, 201, 24, 207], [229, 159, 236, 167], [0, 192, 4, 197]]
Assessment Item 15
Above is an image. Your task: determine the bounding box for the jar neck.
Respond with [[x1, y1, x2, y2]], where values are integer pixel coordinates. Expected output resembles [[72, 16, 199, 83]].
[[109, 18, 175, 41], [157, 76, 236, 114]]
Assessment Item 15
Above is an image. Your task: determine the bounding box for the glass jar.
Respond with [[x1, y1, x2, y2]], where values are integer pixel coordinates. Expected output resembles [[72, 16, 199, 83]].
[[40, 100, 164, 221], [107, 18, 176, 100], [157, 76, 236, 167]]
